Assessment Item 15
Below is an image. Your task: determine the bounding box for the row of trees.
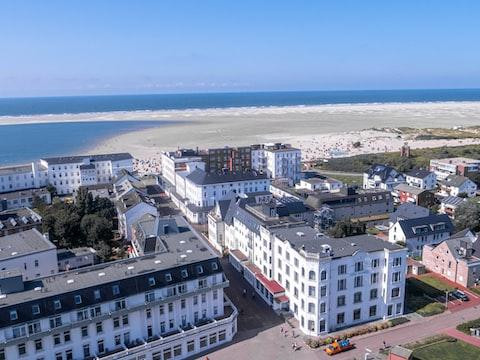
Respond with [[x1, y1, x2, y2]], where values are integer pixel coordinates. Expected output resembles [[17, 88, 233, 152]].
[[34, 188, 116, 259]]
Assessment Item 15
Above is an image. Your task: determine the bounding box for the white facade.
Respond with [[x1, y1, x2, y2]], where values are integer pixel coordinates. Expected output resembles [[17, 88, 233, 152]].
[[40, 154, 134, 195], [363, 166, 406, 192], [295, 178, 343, 192], [0, 255, 237, 360], [160, 151, 204, 188], [273, 232, 407, 335], [0, 229, 58, 281], [0, 162, 48, 194], [430, 157, 480, 180], [251, 144, 302, 185], [405, 172, 437, 190], [439, 177, 477, 198]]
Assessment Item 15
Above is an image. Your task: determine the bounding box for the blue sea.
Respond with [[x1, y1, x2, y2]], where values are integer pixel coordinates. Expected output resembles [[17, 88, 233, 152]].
[[1, 89, 480, 166]]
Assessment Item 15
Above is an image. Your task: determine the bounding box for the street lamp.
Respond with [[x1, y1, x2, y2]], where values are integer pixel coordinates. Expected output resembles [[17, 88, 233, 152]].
[[445, 289, 449, 309]]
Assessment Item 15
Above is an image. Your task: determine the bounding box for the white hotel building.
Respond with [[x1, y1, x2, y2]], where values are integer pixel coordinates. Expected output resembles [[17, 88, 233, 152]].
[[0, 234, 237, 360], [214, 196, 407, 335], [0, 153, 134, 196]]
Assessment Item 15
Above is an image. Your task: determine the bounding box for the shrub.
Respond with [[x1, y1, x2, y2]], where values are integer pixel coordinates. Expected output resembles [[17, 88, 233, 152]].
[[417, 303, 445, 317], [457, 318, 480, 335]]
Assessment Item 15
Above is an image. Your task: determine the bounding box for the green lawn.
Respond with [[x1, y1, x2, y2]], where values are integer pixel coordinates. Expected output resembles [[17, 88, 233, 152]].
[[411, 338, 480, 360], [417, 274, 455, 292], [457, 318, 480, 335], [405, 276, 449, 316], [315, 172, 363, 186]]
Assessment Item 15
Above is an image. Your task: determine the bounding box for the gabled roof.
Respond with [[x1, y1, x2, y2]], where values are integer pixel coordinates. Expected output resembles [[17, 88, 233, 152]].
[[441, 175, 472, 188], [394, 183, 430, 196], [42, 153, 133, 165], [440, 195, 466, 207], [397, 214, 454, 238], [389, 203, 430, 223], [366, 164, 403, 182], [405, 169, 433, 179]]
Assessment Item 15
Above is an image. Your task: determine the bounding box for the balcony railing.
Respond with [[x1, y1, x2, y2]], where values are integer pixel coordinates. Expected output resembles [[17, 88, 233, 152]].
[[97, 297, 237, 360]]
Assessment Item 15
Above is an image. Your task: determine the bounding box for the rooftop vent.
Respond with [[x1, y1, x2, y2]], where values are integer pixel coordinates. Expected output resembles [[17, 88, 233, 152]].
[[98, 272, 105, 277], [186, 249, 192, 253], [350, 242, 357, 246], [296, 231, 305, 237], [67, 279, 74, 284], [154, 260, 161, 264], [0, 294, 6, 299], [127, 266, 135, 270], [34, 287, 42, 291], [11, 252, 18, 256]]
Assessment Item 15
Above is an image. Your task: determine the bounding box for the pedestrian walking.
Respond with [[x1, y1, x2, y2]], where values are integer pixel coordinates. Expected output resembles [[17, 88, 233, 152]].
[[383, 340, 387, 349], [280, 327, 283, 333]]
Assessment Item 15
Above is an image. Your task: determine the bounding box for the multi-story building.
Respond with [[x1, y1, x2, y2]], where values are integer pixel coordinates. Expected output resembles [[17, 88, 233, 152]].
[[0, 228, 58, 280], [160, 150, 205, 188], [0, 208, 43, 237], [0, 235, 237, 360], [200, 146, 252, 173], [0, 162, 48, 194], [0, 187, 51, 211], [116, 191, 157, 240], [423, 230, 480, 287], [56, 248, 98, 272], [222, 212, 407, 335], [306, 187, 394, 228], [363, 164, 406, 192], [430, 157, 480, 180], [439, 175, 477, 198], [388, 214, 454, 256], [439, 196, 466, 219], [252, 143, 301, 185], [170, 168, 270, 224], [39, 153, 134, 195], [393, 184, 435, 208], [404, 169, 437, 190]]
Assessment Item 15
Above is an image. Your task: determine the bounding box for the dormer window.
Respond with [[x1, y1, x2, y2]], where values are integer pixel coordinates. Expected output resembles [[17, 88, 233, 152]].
[[112, 285, 120, 296], [94, 289, 101, 300], [148, 277, 156, 286], [181, 269, 188, 278], [165, 273, 172, 282], [10, 310, 18, 320], [32, 304, 40, 315], [197, 265, 204, 274], [211, 262, 218, 271], [74, 295, 82, 305], [53, 300, 61, 310]]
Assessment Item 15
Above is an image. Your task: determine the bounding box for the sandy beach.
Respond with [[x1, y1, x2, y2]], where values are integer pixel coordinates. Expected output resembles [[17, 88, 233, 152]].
[[3, 101, 480, 173]]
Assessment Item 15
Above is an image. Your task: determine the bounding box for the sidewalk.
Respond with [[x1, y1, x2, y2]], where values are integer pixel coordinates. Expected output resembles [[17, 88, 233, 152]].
[[443, 327, 480, 348]]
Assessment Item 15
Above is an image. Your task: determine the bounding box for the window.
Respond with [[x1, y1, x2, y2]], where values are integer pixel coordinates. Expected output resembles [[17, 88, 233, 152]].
[[354, 275, 363, 287], [393, 257, 402, 267], [396, 302, 402, 314], [308, 285, 316, 297], [337, 279, 347, 291], [35, 339, 43, 351], [213, 289, 218, 300], [371, 259, 379, 268], [369, 305, 377, 317], [202, 293, 206, 303], [212, 262, 218, 271], [173, 345, 182, 357], [83, 344, 90, 358], [354, 292, 362, 303], [94, 289, 101, 300], [74, 295, 82, 305], [168, 302, 174, 312], [53, 333, 61, 345], [28, 322, 40, 335], [18, 343, 26, 356], [97, 340, 104, 353], [53, 300, 61, 310], [320, 285, 327, 297], [337, 312, 345, 325], [115, 299, 126, 310], [355, 261, 363, 272], [387, 304, 393, 316], [148, 277, 156, 286], [165, 273, 172, 282], [196, 265, 204, 274], [146, 308, 152, 318], [353, 308, 361, 320], [391, 287, 400, 298], [181, 299, 186, 309], [81, 326, 88, 337], [63, 330, 71, 342], [308, 303, 315, 313], [181, 269, 188, 278], [337, 295, 346, 307], [338, 264, 347, 275], [200, 336, 207, 348], [370, 288, 378, 300], [49, 316, 62, 328], [32, 304, 40, 315], [371, 272, 379, 284], [209, 333, 217, 345], [145, 292, 155, 303], [392, 271, 401, 283], [122, 314, 129, 325], [10, 309, 18, 320], [320, 270, 327, 281], [96, 322, 103, 333], [112, 285, 120, 296], [308, 271, 316, 281]]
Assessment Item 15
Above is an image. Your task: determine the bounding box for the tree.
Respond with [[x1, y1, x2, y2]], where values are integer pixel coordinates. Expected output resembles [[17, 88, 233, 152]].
[[75, 188, 96, 218], [80, 214, 112, 248], [53, 208, 82, 248], [454, 201, 480, 232], [32, 195, 47, 213], [328, 220, 366, 238]]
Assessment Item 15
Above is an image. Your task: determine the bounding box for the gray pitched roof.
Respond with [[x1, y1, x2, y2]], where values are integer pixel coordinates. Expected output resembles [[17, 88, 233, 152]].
[[440, 196, 466, 207], [273, 226, 403, 259], [441, 175, 471, 188], [186, 169, 268, 185], [405, 169, 433, 179], [397, 214, 454, 238], [366, 164, 403, 182], [42, 153, 133, 165], [394, 183, 429, 195], [0, 229, 56, 260], [389, 203, 430, 223]]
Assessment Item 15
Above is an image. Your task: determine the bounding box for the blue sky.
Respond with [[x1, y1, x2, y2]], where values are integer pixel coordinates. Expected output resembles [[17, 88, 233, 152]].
[[1, 1, 479, 97]]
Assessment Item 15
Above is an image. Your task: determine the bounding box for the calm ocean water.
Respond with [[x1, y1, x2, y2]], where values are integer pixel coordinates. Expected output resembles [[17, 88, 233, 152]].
[[0, 121, 169, 166], [1, 89, 480, 166], [1, 89, 480, 116]]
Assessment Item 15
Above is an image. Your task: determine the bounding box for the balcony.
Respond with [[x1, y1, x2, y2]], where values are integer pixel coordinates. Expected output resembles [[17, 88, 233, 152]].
[[97, 298, 237, 360]]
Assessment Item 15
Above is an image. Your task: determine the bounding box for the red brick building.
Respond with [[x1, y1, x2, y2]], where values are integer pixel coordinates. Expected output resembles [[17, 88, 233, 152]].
[[422, 230, 480, 287], [394, 184, 435, 208]]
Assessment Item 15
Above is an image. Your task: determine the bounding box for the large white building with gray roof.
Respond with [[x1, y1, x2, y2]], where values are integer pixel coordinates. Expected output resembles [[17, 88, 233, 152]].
[[0, 227, 237, 360]]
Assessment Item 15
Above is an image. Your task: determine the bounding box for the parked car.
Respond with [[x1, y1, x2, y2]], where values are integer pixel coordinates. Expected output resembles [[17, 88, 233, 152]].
[[452, 290, 469, 301]]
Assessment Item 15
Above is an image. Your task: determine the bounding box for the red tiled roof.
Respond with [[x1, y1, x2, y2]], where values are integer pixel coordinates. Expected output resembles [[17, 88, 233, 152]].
[[256, 273, 285, 294], [230, 249, 248, 262]]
